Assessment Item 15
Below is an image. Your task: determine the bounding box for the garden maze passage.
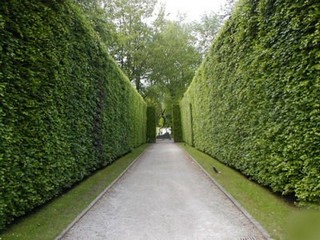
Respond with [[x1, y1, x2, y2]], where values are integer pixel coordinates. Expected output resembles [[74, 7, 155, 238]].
[[58, 141, 269, 240]]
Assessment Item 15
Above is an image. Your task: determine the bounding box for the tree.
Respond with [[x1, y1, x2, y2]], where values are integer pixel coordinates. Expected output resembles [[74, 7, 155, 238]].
[[103, 0, 157, 92], [143, 20, 201, 127], [188, 0, 238, 58], [219, 0, 237, 21], [146, 20, 201, 102], [192, 12, 222, 57], [74, 0, 116, 45], [75, 0, 219, 127]]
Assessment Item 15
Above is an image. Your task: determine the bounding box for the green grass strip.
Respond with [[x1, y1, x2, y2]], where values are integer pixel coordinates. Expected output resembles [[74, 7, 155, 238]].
[[180, 143, 299, 240], [0, 144, 149, 240]]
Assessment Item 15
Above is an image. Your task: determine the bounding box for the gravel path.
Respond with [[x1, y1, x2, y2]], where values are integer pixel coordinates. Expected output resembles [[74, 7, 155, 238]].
[[58, 140, 270, 240]]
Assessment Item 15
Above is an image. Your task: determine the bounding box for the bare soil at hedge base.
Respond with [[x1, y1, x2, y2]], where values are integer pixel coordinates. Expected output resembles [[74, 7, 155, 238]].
[[58, 140, 269, 240]]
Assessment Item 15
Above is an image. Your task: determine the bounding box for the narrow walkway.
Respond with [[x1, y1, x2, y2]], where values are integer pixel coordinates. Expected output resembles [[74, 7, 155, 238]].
[[59, 141, 268, 240]]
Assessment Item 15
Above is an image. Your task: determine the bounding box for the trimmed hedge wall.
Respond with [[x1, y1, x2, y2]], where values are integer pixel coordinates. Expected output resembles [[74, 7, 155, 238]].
[[146, 106, 156, 143], [180, 0, 320, 204], [172, 105, 183, 142], [0, 0, 146, 230]]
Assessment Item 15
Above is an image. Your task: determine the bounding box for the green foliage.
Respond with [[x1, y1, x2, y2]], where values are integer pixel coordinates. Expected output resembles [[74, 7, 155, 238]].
[[172, 105, 183, 142], [0, 0, 146, 231], [180, 0, 320, 204], [104, 0, 157, 91], [180, 101, 194, 146], [146, 106, 156, 143], [147, 20, 202, 102], [191, 12, 222, 57]]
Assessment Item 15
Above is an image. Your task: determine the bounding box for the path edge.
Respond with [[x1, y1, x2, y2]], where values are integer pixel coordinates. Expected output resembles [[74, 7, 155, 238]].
[[179, 144, 273, 240], [55, 145, 150, 240]]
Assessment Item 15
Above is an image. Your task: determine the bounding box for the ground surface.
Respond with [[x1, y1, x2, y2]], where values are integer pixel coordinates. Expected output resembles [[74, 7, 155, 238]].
[[59, 140, 269, 240]]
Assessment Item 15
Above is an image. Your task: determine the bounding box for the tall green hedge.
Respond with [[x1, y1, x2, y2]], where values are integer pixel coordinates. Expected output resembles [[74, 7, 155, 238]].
[[172, 105, 183, 142], [181, 0, 320, 204], [0, 0, 146, 230], [146, 106, 156, 143]]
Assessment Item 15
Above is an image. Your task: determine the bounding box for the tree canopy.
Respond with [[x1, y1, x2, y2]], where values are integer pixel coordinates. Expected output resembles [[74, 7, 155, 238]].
[[74, 0, 234, 125]]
